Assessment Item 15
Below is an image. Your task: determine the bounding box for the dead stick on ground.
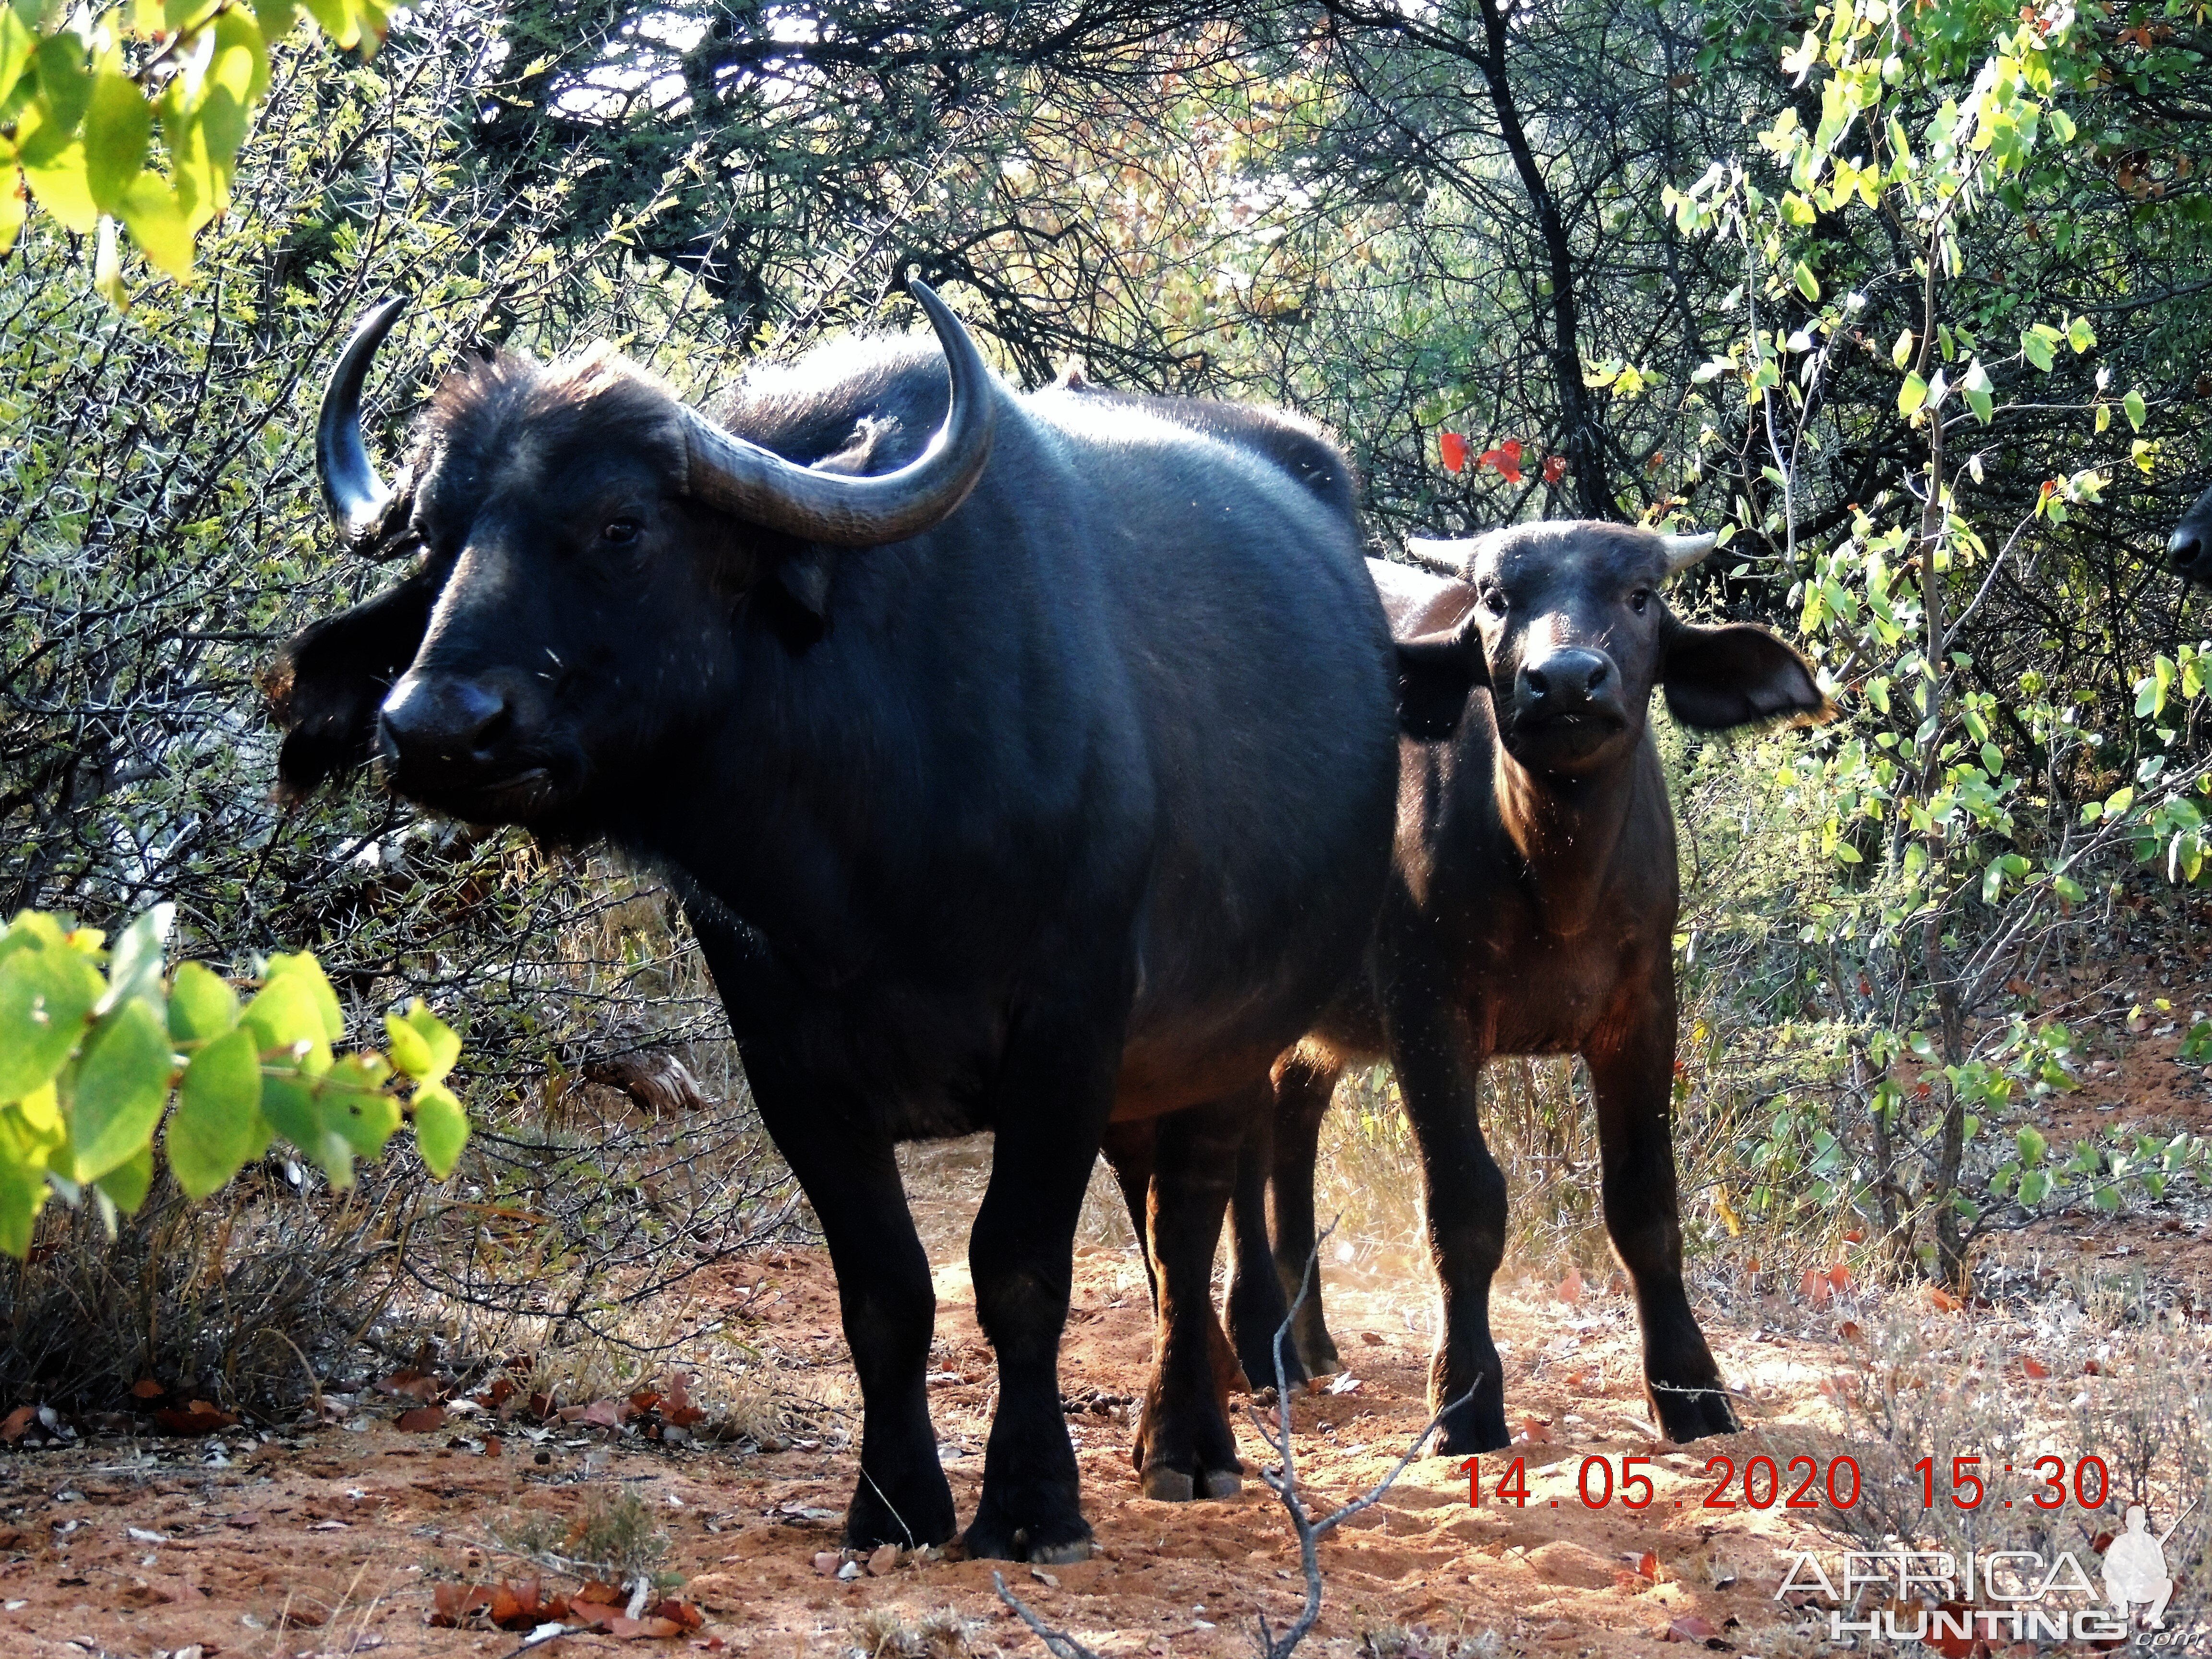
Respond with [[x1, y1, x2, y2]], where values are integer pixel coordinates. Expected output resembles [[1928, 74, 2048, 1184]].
[[992, 1570, 1102, 1659], [1250, 1217, 1477, 1659]]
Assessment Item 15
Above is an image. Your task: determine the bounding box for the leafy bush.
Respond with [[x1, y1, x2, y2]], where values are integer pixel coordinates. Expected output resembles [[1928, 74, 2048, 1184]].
[[0, 902, 466, 1256]]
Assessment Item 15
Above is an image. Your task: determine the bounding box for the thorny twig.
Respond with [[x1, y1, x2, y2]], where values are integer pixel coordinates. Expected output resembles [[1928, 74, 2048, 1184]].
[[1249, 1218, 1478, 1659], [992, 1570, 1102, 1659]]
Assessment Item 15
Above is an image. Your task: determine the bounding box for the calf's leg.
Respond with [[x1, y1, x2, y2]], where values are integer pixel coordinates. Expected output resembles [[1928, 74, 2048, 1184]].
[[1386, 984, 1509, 1454], [1267, 1054, 1344, 1375], [1225, 1105, 1304, 1390], [1130, 1088, 1258, 1501], [1586, 992, 1739, 1443]]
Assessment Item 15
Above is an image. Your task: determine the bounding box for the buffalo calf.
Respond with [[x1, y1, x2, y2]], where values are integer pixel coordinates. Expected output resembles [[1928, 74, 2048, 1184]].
[[1239, 521, 1835, 1450]]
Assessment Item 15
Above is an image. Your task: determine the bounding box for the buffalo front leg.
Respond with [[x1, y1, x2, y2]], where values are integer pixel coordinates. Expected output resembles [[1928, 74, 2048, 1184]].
[[962, 1017, 1123, 1564], [1386, 987, 1509, 1455], [1130, 1088, 1263, 1501], [1267, 1054, 1344, 1376], [1587, 994, 1739, 1443], [752, 1087, 954, 1550]]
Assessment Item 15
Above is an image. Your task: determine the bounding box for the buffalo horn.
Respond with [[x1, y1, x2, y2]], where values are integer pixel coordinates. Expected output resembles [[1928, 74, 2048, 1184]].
[[316, 297, 408, 548], [1405, 536, 1477, 576], [1661, 531, 1718, 573], [679, 280, 998, 547]]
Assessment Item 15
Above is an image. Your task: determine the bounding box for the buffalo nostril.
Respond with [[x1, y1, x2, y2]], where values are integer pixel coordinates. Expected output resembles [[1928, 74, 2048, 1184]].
[[2175, 531, 2205, 570], [1524, 666, 1550, 697], [1583, 659, 1609, 694], [382, 673, 511, 759]]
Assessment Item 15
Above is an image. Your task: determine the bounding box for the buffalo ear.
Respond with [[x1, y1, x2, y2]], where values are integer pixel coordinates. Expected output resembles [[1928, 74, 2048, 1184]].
[[1394, 611, 1489, 740], [769, 415, 906, 619], [261, 565, 442, 799], [1660, 614, 1837, 732]]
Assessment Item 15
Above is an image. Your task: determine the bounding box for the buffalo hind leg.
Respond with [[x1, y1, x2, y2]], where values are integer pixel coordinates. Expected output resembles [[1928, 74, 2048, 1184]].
[[1267, 1054, 1344, 1376], [1131, 1089, 1256, 1501], [1100, 1119, 1160, 1311], [1225, 1105, 1304, 1391], [1387, 986, 1510, 1455], [1587, 995, 1739, 1443], [962, 1010, 1123, 1563]]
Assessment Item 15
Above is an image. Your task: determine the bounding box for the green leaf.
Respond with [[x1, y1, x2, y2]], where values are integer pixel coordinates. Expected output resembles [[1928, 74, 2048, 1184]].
[[118, 170, 192, 279], [253, 0, 301, 39], [97, 901, 170, 1018], [18, 132, 96, 232], [387, 1000, 459, 1084], [95, 1142, 154, 1215], [320, 1053, 399, 1157], [167, 961, 239, 1044], [68, 999, 172, 1183], [1791, 260, 1819, 301], [24, 35, 92, 156], [0, 1156, 47, 1258], [2123, 388, 2147, 431], [412, 1080, 469, 1179], [259, 1067, 353, 1188], [2017, 1126, 2047, 1166], [0, 9, 34, 112], [2018, 1167, 2050, 1205], [82, 68, 150, 211], [240, 973, 332, 1068], [0, 944, 103, 1101], [1897, 372, 1928, 417], [263, 951, 343, 1044], [1890, 329, 1913, 370], [2066, 315, 2095, 354], [197, 12, 267, 166], [168, 1026, 267, 1199], [2020, 328, 2055, 372], [2093, 1183, 2120, 1213]]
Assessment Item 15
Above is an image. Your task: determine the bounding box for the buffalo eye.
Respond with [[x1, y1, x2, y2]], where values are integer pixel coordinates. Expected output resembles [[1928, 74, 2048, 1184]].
[[601, 517, 642, 546], [1631, 588, 1652, 614], [1478, 583, 1505, 613]]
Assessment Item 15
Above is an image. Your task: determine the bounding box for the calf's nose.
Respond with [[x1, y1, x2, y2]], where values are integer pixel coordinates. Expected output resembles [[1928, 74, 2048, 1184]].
[[1519, 648, 1611, 708], [380, 671, 510, 761]]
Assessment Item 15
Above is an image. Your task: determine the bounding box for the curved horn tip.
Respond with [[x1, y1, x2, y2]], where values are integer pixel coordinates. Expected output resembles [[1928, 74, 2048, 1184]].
[[1662, 530, 1719, 572], [1405, 535, 1480, 575], [316, 296, 409, 545]]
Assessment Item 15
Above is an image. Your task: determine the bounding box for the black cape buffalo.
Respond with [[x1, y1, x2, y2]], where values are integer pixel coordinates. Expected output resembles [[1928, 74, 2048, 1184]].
[[268, 287, 1406, 1561], [2172, 482, 2212, 587], [1231, 523, 1835, 1451]]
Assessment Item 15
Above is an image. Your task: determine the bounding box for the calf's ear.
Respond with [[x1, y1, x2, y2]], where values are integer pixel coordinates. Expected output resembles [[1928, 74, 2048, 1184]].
[[1660, 615, 1838, 732], [1394, 611, 1489, 740], [260, 563, 444, 800]]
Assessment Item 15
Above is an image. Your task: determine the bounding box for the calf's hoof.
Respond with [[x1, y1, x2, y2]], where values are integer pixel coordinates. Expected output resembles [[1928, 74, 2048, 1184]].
[[1140, 1461, 1245, 1502], [1650, 1379, 1741, 1443]]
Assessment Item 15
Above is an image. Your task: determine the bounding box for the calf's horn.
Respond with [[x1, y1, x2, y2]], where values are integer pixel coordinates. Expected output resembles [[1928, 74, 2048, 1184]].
[[680, 280, 999, 547], [1662, 531, 1718, 574], [316, 297, 408, 548]]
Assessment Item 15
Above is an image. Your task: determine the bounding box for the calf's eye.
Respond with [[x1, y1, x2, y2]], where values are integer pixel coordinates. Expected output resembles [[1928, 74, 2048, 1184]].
[[602, 517, 642, 546], [1631, 589, 1652, 613]]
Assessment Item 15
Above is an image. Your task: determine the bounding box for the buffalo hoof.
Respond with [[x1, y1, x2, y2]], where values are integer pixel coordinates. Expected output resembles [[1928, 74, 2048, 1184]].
[[961, 1511, 1094, 1564], [843, 1465, 957, 1552], [1650, 1379, 1741, 1443], [1293, 1325, 1341, 1380], [1433, 1405, 1513, 1459], [1140, 1463, 1244, 1502]]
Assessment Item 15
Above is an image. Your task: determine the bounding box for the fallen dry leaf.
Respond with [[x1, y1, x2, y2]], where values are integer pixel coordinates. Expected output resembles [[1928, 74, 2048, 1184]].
[[1558, 1268, 1584, 1305], [377, 1369, 442, 1403], [1664, 1613, 1727, 1647], [129, 1378, 165, 1400], [153, 1401, 239, 1434], [0, 1406, 33, 1444], [2022, 1355, 2051, 1380], [396, 1405, 448, 1433]]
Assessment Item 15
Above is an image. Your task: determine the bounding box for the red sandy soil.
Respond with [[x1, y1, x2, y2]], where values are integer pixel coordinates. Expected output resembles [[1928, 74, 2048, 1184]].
[[3, 929, 2209, 1659]]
